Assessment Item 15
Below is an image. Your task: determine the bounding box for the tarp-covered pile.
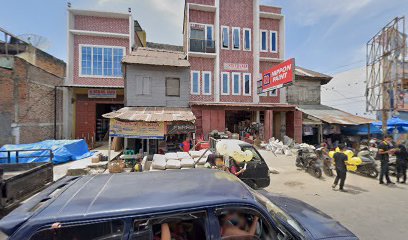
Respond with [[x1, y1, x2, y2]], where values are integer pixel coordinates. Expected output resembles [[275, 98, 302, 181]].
[[0, 140, 93, 164]]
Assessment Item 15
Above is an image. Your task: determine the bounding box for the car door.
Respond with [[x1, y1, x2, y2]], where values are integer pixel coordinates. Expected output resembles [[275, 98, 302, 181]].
[[239, 145, 270, 188], [130, 210, 210, 240]]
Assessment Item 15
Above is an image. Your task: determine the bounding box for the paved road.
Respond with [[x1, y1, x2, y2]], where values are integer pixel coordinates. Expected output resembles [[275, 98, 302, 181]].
[[260, 150, 408, 240]]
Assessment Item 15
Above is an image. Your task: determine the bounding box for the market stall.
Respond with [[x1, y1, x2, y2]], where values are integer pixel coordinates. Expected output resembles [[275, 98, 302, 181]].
[[103, 107, 196, 161]]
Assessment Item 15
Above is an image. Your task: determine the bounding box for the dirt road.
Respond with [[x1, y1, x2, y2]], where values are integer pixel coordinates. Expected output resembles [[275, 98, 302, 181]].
[[260, 150, 408, 240]]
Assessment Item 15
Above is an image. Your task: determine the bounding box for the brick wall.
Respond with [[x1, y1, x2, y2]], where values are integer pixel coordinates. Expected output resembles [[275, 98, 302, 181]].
[[187, 0, 215, 5], [260, 18, 280, 59], [189, 10, 215, 24], [34, 49, 66, 78], [259, 5, 282, 14], [73, 35, 128, 86], [74, 15, 129, 34], [0, 57, 64, 146]]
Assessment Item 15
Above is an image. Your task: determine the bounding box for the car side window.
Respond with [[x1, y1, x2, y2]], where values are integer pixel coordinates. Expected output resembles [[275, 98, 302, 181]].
[[29, 219, 124, 240], [132, 211, 208, 240], [216, 208, 279, 240]]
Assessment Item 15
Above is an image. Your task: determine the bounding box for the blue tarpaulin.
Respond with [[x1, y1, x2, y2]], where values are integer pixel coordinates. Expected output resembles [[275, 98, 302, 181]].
[[341, 124, 382, 135], [372, 117, 408, 134], [0, 140, 94, 164]]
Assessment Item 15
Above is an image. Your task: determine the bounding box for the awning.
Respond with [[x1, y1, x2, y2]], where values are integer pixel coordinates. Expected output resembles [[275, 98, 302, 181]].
[[297, 105, 374, 125], [102, 107, 195, 122]]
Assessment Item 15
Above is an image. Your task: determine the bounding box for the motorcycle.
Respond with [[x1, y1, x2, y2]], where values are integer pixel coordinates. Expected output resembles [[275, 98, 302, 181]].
[[316, 147, 334, 177], [356, 147, 379, 178], [296, 147, 322, 178]]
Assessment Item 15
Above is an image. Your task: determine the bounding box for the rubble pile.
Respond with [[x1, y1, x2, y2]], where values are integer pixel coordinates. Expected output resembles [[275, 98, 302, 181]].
[[263, 136, 309, 156]]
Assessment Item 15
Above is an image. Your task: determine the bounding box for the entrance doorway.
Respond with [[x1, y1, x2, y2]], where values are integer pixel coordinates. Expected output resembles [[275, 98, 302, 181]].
[[225, 110, 253, 134], [95, 104, 123, 141]]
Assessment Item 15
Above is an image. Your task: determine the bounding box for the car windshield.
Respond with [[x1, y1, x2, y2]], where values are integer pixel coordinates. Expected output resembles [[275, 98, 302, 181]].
[[252, 190, 305, 238], [240, 145, 262, 161]]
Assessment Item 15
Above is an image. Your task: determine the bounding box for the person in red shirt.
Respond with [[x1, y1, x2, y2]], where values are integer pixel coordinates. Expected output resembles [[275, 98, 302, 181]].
[[179, 136, 192, 152]]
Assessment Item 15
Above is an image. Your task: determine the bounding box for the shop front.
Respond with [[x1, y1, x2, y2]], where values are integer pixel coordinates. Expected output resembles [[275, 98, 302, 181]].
[[103, 107, 196, 157], [191, 103, 302, 143]]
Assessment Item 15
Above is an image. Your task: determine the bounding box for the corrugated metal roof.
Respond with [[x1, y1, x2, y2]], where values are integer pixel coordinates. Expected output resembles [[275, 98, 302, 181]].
[[297, 105, 374, 125], [295, 66, 332, 84], [122, 47, 190, 67], [102, 107, 195, 122]]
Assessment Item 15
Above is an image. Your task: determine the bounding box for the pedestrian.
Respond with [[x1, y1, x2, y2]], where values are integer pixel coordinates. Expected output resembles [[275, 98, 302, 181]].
[[394, 144, 407, 183], [332, 144, 348, 192], [179, 136, 192, 152], [376, 135, 396, 185], [229, 158, 246, 177]]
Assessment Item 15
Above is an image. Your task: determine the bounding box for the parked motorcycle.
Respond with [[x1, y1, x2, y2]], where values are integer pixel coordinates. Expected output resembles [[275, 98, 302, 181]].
[[296, 147, 322, 178], [356, 147, 379, 178], [316, 147, 334, 177]]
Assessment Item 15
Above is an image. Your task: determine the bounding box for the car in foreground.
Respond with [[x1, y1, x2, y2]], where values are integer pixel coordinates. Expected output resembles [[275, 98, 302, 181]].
[[0, 169, 358, 240]]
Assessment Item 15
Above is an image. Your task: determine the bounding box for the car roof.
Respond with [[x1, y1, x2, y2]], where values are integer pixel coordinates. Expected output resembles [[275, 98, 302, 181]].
[[217, 139, 251, 146], [0, 169, 256, 236]]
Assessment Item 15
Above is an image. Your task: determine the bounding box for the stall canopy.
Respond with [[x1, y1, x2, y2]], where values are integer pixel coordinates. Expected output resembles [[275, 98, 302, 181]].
[[341, 124, 382, 135], [297, 105, 374, 125], [102, 107, 196, 139], [372, 117, 408, 134]]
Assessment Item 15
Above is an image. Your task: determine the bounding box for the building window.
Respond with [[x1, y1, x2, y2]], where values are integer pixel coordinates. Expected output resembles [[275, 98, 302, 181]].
[[135, 76, 151, 95], [221, 26, 229, 49], [221, 72, 230, 95], [232, 72, 241, 95], [243, 28, 251, 51], [191, 71, 200, 95], [189, 23, 215, 53], [269, 89, 278, 96], [243, 73, 251, 96], [206, 25, 214, 48], [270, 31, 278, 53], [232, 27, 240, 50], [81, 46, 92, 75], [202, 71, 211, 95], [166, 78, 180, 96], [80, 45, 124, 77], [260, 30, 268, 52], [258, 73, 267, 96], [103, 48, 113, 76]]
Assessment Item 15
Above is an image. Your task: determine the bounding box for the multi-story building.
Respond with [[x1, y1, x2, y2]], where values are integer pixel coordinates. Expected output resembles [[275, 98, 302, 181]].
[[183, 0, 302, 142], [64, 7, 146, 142]]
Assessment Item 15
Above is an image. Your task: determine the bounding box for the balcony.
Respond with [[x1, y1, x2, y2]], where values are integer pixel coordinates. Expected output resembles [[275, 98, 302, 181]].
[[189, 39, 216, 54]]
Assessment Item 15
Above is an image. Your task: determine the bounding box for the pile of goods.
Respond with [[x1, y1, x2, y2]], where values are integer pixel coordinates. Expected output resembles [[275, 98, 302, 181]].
[[150, 149, 213, 171], [263, 137, 295, 156]]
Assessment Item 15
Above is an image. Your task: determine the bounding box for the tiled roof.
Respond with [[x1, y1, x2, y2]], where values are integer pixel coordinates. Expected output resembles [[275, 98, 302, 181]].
[[122, 47, 190, 67]]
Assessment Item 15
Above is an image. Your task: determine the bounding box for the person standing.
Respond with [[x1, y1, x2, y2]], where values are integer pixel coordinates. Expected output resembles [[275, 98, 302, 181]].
[[377, 135, 395, 185], [179, 136, 192, 152], [332, 144, 348, 192], [395, 144, 408, 183]]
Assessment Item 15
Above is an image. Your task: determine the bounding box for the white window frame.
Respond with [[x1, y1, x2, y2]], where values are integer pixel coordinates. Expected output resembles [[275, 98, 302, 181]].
[[221, 26, 230, 50], [191, 71, 201, 95], [205, 25, 214, 42], [258, 73, 267, 96], [202, 71, 212, 95], [243, 28, 251, 51], [260, 30, 268, 52], [232, 72, 241, 95], [270, 31, 278, 53], [232, 27, 241, 51], [243, 73, 252, 96], [221, 72, 230, 95], [79, 44, 125, 79]]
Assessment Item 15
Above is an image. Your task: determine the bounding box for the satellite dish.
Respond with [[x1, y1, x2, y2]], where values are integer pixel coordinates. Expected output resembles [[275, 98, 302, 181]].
[[17, 34, 51, 51]]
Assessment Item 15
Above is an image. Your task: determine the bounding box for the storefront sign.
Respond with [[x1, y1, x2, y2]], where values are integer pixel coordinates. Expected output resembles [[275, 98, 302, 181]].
[[88, 89, 117, 99], [167, 123, 196, 135], [224, 63, 249, 71], [262, 58, 295, 92], [109, 119, 165, 139]]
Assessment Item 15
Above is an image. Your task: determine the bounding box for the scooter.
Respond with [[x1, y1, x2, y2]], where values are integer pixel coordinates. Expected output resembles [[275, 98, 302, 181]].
[[316, 147, 334, 177], [354, 148, 379, 178], [296, 147, 322, 178]]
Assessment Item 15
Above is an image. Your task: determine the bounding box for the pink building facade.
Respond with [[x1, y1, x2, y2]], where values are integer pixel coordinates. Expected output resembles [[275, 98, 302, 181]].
[[64, 9, 136, 141], [184, 0, 302, 142]]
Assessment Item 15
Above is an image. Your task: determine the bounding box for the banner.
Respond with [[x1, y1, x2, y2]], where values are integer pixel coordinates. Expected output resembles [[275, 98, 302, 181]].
[[262, 58, 295, 92], [109, 119, 165, 139]]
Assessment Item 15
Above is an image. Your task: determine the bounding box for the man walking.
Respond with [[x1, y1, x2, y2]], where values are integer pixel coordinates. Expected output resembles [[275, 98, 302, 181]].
[[377, 135, 395, 185], [332, 144, 348, 192]]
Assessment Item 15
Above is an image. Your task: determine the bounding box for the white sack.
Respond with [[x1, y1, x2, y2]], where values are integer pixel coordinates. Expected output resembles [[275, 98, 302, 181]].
[[152, 158, 166, 170], [181, 158, 195, 168], [166, 159, 181, 169]]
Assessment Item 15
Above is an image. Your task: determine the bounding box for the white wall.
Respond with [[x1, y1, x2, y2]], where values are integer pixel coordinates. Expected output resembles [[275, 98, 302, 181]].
[[321, 67, 376, 119]]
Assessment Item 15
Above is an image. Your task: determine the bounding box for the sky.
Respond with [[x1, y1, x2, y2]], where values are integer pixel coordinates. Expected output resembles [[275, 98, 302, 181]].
[[1, 0, 408, 75]]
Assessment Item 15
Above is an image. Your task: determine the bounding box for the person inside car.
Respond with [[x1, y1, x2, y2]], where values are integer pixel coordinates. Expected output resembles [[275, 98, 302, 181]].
[[220, 211, 259, 238], [230, 159, 246, 177]]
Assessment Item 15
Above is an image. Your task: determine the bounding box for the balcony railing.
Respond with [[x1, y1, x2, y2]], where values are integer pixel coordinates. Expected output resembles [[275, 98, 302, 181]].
[[189, 38, 216, 54]]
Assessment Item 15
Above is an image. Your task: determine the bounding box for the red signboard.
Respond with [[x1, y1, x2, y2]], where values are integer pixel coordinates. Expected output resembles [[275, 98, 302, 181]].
[[262, 58, 295, 92]]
